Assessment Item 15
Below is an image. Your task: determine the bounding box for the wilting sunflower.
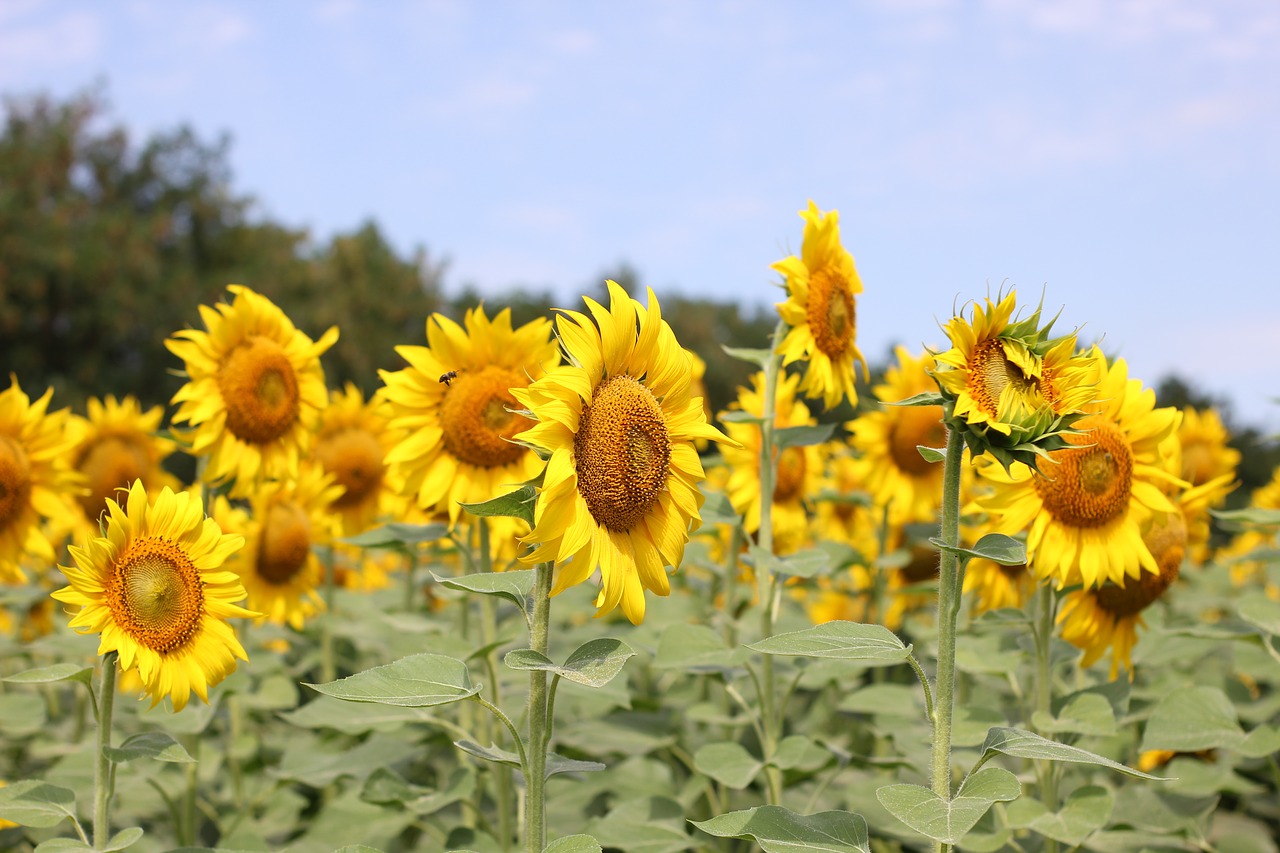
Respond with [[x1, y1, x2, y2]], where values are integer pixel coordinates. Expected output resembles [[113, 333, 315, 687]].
[[314, 384, 403, 536], [773, 201, 868, 410], [167, 285, 338, 496], [978, 349, 1183, 589], [1057, 508, 1186, 678], [849, 347, 948, 526], [933, 292, 1094, 468], [69, 395, 180, 527], [380, 305, 559, 524], [0, 377, 80, 583], [224, 466, 343, 630], [718, 371, 821, 556], [50, 481, 252, 710], [513, 281, 730, 624]]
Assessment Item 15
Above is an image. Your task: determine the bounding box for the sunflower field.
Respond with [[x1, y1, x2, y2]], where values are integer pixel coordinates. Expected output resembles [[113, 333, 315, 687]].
[[2, 197, 1279, 853]]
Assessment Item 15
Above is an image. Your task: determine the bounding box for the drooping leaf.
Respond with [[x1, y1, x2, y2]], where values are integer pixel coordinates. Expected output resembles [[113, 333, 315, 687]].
[[0, 780, 78, 828], [434, 569, 536, 611], [979, 727, 1166, 780], [503, 639, 635, 688], [306, 653, 481, 707], [0, 662, 94, 688], [928, 533, 1025, 566], [721, 346, 774, 368], [748, 621, 911, 665], [917, 446, 945, 463], [887, 391, 945, 408], [692, 805, 870, 853], [342, 522, 448, 549], [876, 767, 1021, 844], [103, 731, 195, 763], [459, 484, 538, 526], [453, 741, 605, 778]]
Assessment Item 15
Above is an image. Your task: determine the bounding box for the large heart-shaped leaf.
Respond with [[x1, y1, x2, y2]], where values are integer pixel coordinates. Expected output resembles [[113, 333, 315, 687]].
[[306, 653, 481, 707], [503, 638, 635, 688], [104, 731, 195, 763], [877, 767, 1021, 843], [692, 805, 870, 852], [748, 621, 910, 665]]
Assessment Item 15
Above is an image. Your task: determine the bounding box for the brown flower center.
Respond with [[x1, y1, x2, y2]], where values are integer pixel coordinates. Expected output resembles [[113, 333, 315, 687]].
[[1095, 511, 1185, 617], [773, 446, 807, 503], [316, 428, 384, 509], [574, 375, 671, 532], [1180, 439, 1216, 487], [902, 544, 940, 584], [888, 405, 947, 477], [0, 436, 33, 534], [806, 267, 855, 357], [217, 336, 301, 445], [106, 537, 204, 654], [1034, 421, 1133, 528], [257, 501, 311, 585], [76, 436, 150, 517], [440, 365, 525, 468]]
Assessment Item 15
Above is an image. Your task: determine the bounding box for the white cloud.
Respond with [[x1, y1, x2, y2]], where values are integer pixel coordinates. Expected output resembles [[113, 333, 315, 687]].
[[0, 6, 102, 85]]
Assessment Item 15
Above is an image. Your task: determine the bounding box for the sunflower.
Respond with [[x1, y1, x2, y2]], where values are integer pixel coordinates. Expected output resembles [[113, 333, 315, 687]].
[[977, 349, 1182, 589], [0, 377, 80, 583], [167, 285, 338, 496], [933, 292, 1094, 467], [963, 555, 1036, 616], [718, 371, 821, 556], [50, 481, 252, 710], [848, 347, 948, 526], [1177, 407, 1240, 489], [1057, 508, 1186, 678], [314, 384, 403, 536], [223, 466, 342, 630], [512, 281, 730, 624], [773, 201, 868, 410], [69, 395, 180, 528], [380, 305, 559, 526]]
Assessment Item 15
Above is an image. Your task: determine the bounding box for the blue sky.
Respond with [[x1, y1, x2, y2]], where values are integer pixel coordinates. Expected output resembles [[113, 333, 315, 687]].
[[3, 0, 1278, 428]]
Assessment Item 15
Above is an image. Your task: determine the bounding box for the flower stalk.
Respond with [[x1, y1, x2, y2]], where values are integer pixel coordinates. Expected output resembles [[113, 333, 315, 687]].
[[756, 322, 786, 806], [93, 651, 119, 850], [525, 561, 553, 851]]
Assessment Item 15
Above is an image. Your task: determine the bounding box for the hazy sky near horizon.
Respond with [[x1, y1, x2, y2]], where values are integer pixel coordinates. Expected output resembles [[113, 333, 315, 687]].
[[3, 0, 1278, 427]]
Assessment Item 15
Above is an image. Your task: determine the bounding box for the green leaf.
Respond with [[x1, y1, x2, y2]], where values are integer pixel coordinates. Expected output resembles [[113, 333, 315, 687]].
[[1031, 692, 1117, 737], [543, 836, 603, 853], [692, 805, 870, 853], [876, 767, 1021, 844], [103, 731, 195, 763], [33, 841, 93, 853], [306, 653, 481, 707], [453, 741, 605, 778], [1238, 595, 1280, 636], [721, 346, 774, 368], [693, 742, 763, 789], [928, 533, 1025, 566], [653, 623, 746, 672], [434, 569, 535, 610], [917, 446, 945, 464], [459, 484, 538, 526], [1026, 785, 1113, 845], [341, 522, 448, 548], [887, 391, 945, 408], [504, 639, 635, 688], [743, 545, 831, 580], [775, 423, 836, 450], [771, 735, 833, 771], [0, 662, 94, 687], [1211, 507, 1280, 527], [1140, 686, 1243, 752], [0, 779, 78, 828], [979, 727, 1166, 780], [748, 621, 911, 665], [1239, 725, 1280, 759], [719, 410, 765, 424], [698, 489, 741, 526]]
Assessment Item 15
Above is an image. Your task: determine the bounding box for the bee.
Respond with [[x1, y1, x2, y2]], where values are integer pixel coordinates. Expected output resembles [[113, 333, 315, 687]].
[[438, 370, 460, 387]]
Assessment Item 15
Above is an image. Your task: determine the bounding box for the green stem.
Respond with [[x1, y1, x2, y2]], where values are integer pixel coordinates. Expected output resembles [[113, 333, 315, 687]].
[[93, 651, 119, 850], [403, 547, 419, 611], [929, 427, 966, 852], [1034, 583, 1060, 850], [525, 562, 553, 852], [321, 545, 337, 684], [477, 520, 514, 852], [181, 733, 200, 846], [720, 524, 744, 647], [756, 321, 785, 806]]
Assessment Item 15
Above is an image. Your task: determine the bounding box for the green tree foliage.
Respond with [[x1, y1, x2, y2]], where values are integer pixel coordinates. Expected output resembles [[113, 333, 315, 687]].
[[0, 91, 443, 409]]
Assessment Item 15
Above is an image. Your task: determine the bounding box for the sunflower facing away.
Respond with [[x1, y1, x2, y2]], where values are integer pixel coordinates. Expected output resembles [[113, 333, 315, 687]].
[[977, 348, 1183, 589], [222, 465, 343, 630], [69, 395, 180, 527], [167, 285, 338, 496], [314, 383, 403, 537], [51, 481, 253, 710], [0, 376, 80, 583], [848, 346, 948, 526], [513, 281, 731, 624], [773, 201, 868, 410], [380, 305, 560, 525]]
